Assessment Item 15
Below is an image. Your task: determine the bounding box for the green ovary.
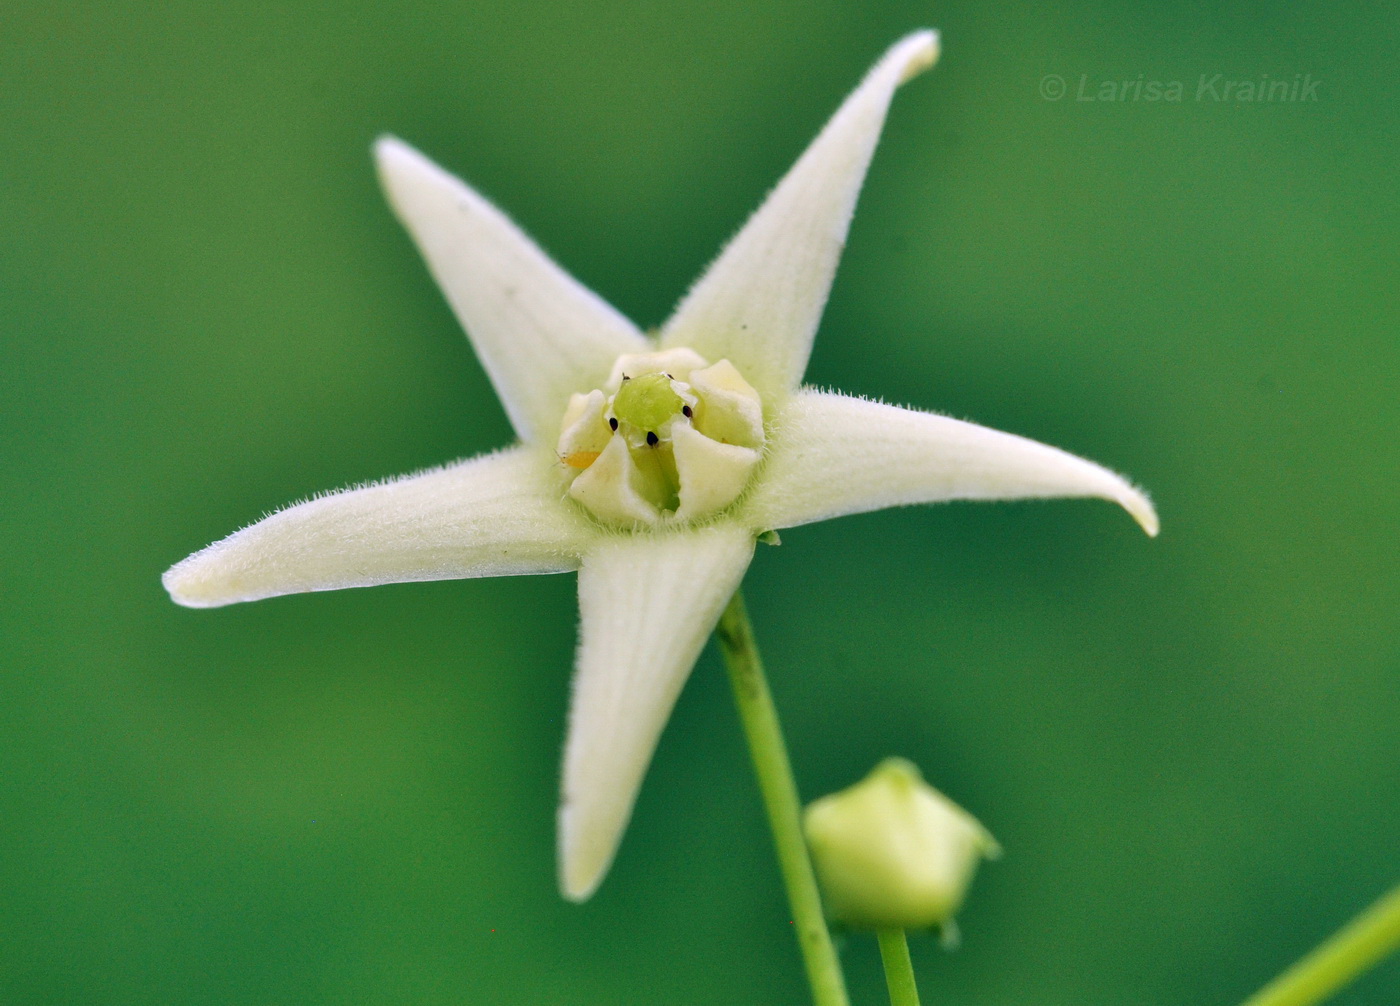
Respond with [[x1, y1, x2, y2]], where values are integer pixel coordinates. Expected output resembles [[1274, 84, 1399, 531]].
[[612, 373, 683, 433]]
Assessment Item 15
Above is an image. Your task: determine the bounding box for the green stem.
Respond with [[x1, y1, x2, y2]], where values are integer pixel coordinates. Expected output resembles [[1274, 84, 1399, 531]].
[[877, 929, 922, 1006], [716, 588, 849, 1006], [1241, 881, 1400, 1006]]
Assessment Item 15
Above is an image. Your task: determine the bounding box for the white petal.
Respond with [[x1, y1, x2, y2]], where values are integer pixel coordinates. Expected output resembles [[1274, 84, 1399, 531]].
[[659, 31, 940, 399], [559, 524, 756, 900], [163, 446, 599, 608], [741, 391, 1159, 536], [375, 137, 650, 443]]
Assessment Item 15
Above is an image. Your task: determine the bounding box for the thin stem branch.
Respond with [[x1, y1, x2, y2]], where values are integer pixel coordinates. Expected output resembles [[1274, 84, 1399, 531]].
[[1241, 881, 1400, 1006], [716, 588, 849, 1006], [877, 929, 922, 1006]]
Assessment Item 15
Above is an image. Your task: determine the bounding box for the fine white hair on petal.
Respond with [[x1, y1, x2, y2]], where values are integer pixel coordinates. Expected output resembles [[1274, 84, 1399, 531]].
[[741, 390, 1159, 536], [162, 446, 601, 608], [559, 523, 756, 901], [660, 30, 940, 401], [374, 136, 651, 443]]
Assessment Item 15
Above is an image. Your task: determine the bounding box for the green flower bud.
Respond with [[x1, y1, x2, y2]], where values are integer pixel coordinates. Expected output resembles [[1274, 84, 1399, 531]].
[[803, 758, 1000, 932]]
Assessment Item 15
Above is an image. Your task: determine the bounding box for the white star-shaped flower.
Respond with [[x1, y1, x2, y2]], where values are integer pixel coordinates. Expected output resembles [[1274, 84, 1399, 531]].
[[164, 31, 1156, 901]]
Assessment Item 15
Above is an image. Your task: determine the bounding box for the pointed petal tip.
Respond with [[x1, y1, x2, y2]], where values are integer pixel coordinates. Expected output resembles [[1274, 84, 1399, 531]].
[[372, 134, 428, 190], [373, 135, 457, 212], [373, 135, 427, 211], [891, 29, 941, 85], [371, 132, 411, 164]]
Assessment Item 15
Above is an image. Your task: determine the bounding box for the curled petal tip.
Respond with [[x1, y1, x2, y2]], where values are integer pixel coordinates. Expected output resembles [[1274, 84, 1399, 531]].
[[1120, 487, 1160, 537], [741, 393, 1161, 540], [893, 29, 941, 84]]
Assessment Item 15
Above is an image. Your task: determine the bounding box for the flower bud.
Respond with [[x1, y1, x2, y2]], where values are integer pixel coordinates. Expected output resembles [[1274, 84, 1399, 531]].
[[803, 758, 999, 931]]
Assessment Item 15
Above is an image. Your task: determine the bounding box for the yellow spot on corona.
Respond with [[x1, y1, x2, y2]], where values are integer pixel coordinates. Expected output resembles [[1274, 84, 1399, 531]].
[[562, 451, 601, 470]]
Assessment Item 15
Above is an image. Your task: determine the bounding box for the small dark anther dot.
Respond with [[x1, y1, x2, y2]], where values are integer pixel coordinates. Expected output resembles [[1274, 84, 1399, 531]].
[[682, 405, 693, 417], [609, 417, 618, 431], [621, 374, 630, 381], [646, 431, 659, 446], [665, 373, 673, 379]]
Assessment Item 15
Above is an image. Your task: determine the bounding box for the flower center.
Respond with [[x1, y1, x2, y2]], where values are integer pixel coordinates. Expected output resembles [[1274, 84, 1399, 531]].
[[555, 348, 764, 526]]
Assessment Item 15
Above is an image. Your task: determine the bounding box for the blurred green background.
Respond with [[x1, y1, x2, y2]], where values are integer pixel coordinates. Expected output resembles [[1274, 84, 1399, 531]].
[[2, 2, 1396, 1003]]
